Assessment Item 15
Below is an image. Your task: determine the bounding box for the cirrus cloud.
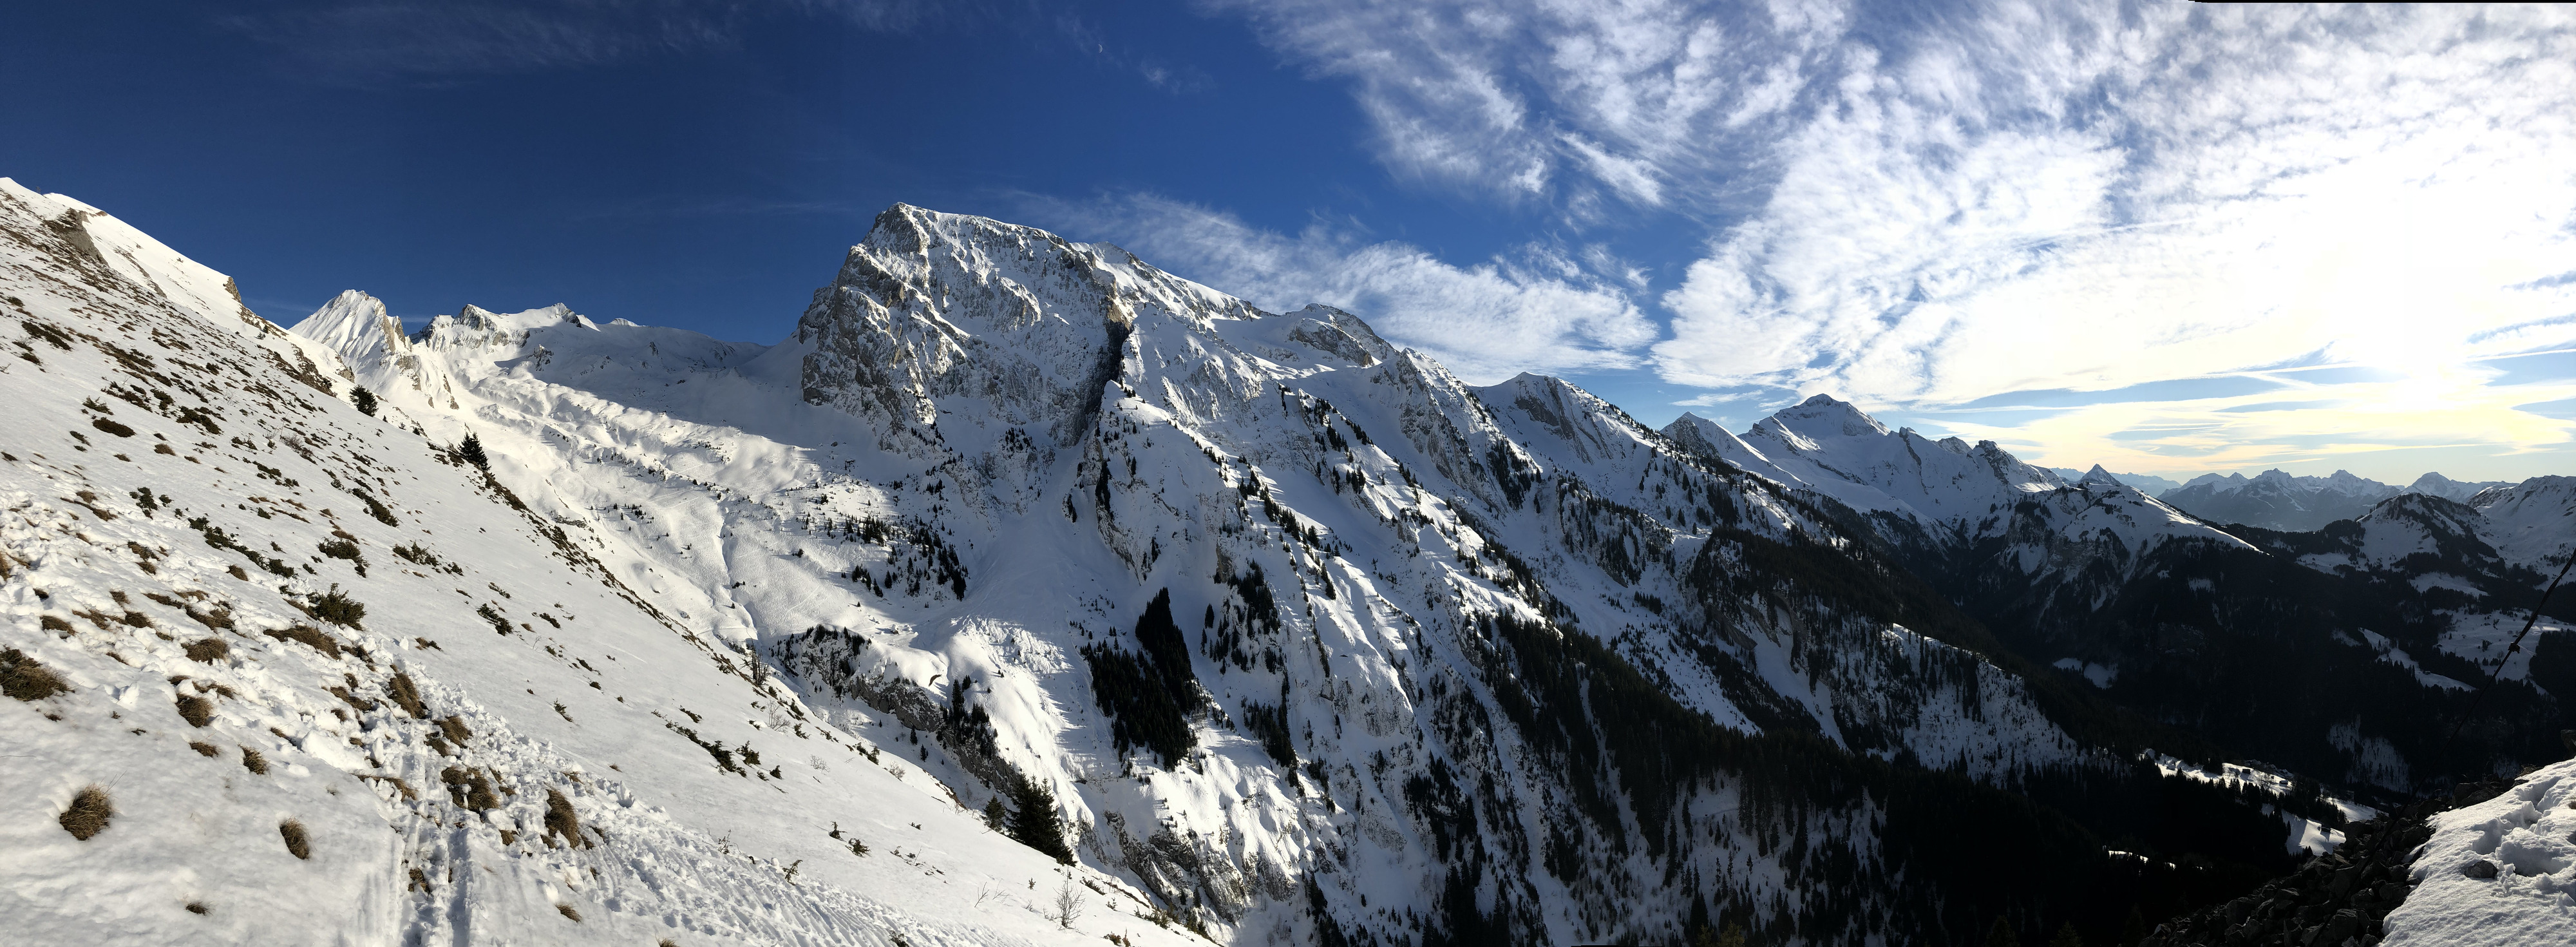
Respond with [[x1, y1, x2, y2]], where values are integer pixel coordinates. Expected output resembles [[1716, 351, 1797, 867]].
[[1208, 0, 2576, 477], [1018, 192, 1656, 383]]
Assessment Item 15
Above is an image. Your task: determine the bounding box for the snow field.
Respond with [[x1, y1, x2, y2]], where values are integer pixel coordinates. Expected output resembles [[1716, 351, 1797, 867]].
[[2383, 758, 2576, 946], [0, 180, 1199, 947]]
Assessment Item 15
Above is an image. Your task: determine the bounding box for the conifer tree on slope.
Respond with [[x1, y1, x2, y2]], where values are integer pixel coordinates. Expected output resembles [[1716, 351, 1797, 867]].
[[1008, 773, 1072, 863]]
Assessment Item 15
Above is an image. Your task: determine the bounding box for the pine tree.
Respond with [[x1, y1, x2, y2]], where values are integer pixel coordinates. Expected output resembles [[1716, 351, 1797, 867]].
[[2049, 922, 2085, 947], [1007, 774, 1072, 863], [350, 387, 377, 416], [1987, 917, 2021, 947], [1692, 923, 1748, 947], [458, 433, 489, 470], [983, 796, 1007, 831], [2119, 908, 2146, 947]]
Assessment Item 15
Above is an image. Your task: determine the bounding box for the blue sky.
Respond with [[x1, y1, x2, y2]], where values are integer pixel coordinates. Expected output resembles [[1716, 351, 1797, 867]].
[[7, 1, 2575, 483]]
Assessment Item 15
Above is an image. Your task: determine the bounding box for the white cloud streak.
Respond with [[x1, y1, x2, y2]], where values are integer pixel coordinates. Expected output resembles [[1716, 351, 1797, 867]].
[[1205, 0, 1843, 216], [1209, 0, 2576, 471], [1021, 193, 1655, 383]]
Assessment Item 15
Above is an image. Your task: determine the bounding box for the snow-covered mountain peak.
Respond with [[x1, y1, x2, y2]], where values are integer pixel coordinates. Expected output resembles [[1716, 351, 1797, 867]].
[[2468, 475, 2576, 571], [790, 202, 1289, 461], [285, 289, 402, 363], [2408, 471, 2514, 502], [2078, 464, 2125, 488], [1756, 392, 1891, 441], [2322, 469, 2382, 495], [2183, 472, 2248, 491], [427, 302, 597, 347]]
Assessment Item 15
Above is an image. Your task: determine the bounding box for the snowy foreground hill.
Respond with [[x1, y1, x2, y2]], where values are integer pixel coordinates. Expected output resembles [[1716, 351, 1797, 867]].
[[5, 181, 2571, 946]]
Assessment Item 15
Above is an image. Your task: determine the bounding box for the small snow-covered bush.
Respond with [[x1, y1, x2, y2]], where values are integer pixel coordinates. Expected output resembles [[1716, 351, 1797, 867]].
[[302, 586, 366, 628]]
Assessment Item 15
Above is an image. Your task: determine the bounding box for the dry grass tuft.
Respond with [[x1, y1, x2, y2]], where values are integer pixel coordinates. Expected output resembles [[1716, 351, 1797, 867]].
[[262, 625, 343, 659], [2, 648, 71, 700], [39, 615, 73, 633], [437, 716, 471, 745], [59, 785, 112, 840], [189, 741, 221, 757], [183, 637, 229, 664], [440, 766, 501, 811], [241, 747, 269, 774], [387, 672, 428, 718], [556, 903, 582, 922], [278, 819, 311, 859], [544, 788, 593, 849], [175, 693, 216, 727]]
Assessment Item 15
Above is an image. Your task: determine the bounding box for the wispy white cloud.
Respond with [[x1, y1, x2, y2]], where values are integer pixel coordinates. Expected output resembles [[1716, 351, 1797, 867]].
[[1921, 362, 2576, 484], [1205, 0, 1840, 214], [1020, 193, 1655, 383], [1656, 4, 2576, 403], [1212, 0, 2576, 474]]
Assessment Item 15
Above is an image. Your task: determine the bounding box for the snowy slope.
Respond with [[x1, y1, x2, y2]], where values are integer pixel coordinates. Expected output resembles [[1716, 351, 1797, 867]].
[[2466, 476, 2576, 577], [14, 184, 2494, 946], [278, 203, 2122, 944], [2380, 758, 2576, 946], [1, 180, 1204, 947]]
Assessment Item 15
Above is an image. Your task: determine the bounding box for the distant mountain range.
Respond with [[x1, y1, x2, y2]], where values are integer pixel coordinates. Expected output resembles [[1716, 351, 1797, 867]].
[[2049, 467, 2184, 495], [2096, 469, 2515, 532]]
